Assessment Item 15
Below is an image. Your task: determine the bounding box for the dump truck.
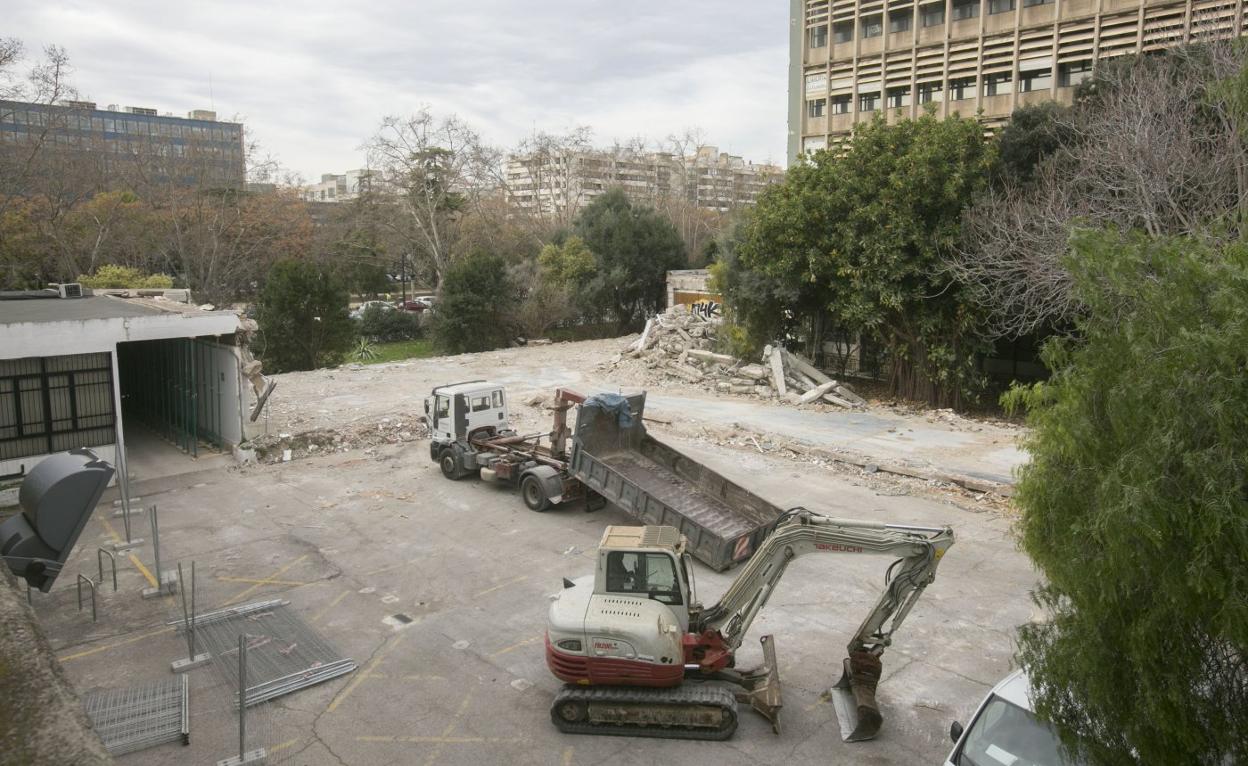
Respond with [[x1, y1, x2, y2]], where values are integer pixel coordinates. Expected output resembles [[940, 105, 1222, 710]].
[[425, 383, 786, 570]]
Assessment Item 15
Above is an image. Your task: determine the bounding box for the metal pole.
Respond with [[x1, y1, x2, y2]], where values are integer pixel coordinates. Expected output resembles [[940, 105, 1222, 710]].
[[178, 562, 193, 657], [190, 561, 197, 659], [238, 634, 247, 759], [109, 348, 132, 540], [149, 505, 162, 590]]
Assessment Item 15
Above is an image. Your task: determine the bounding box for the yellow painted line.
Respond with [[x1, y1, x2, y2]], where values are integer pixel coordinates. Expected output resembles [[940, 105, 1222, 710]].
[[270, 739, 298, 753], [422, 689, 475, 766], [221, 554, 309, 606], [326, 634, 406, 713], [401, 675, 447, 681], [99, 517, 159, 588], [217, 576, 309, 586], [58, 626, 175, 663], [364, 557, 421, 577], [313, 589, 351, 624], [562, 746, 574, 766], [488, 634, 543, 659], [472, 575, 528, 599]]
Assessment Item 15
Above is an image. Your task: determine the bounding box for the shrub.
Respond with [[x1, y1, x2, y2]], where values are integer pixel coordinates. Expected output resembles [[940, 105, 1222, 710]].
[[358, 305, 422, 342], [257, 259, 355, 372], [78, 265, 174, 289]]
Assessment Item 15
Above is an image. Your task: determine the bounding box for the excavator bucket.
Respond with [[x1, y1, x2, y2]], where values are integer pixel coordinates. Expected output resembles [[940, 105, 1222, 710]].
[[732, 634, 784, 734], [829, 651, 884, 742]]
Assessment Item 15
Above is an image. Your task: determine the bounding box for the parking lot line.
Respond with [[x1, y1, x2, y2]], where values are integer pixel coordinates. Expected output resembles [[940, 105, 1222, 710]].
[[221, 554, 309, 606], [312, 588, 351, 623], [473, 575, 528, 598], [327, 633, 406, 713], [488, 634, 543, 658], [58, 626, 175, 663]]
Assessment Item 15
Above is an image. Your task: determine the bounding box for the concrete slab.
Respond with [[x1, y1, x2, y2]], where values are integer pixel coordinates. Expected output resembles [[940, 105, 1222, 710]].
[[34, 432, 1039, 765]]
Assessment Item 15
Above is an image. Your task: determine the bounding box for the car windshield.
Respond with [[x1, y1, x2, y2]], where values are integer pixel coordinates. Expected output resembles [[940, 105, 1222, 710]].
[[957, 697, 1082, 766]]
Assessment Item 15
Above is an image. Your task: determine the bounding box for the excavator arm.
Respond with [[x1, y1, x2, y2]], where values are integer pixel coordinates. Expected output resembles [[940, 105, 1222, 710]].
[[694, 507, 955, 742]]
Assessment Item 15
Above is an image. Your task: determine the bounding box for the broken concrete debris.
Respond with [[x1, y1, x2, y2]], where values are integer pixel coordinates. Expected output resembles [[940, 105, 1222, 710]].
[[618, 305, 866, 409]]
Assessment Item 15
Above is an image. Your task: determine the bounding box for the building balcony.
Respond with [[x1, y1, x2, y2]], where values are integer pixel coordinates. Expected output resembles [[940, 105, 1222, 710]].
[[830, 113, 857, 132], [950, 17, 980, 39], [1102, 0, 1140, 11], [980, 92, 1014, 117], [1019, 2, 1055, 26], [984, 10, 1017, 33], [832, 41, 855, 61], [1052, 86, 1077, 106], [806, 115, 830, 133], [859, 35, 884, 55], [807, 46, 829, 66], [888, 30, 914, 49], [918, 23, 946, 44], [1016, 89, 1056, 107], [885, 105, 914, 124]]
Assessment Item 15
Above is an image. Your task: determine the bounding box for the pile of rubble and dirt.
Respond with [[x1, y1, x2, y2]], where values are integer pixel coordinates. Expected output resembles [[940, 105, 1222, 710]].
[[607, 306, 868, 409], [239, 413, 429, 464]]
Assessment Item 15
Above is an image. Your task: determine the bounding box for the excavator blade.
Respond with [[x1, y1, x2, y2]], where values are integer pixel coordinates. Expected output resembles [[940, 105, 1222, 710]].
[[730, 634, 784, 734], [829, 651, 884, 742]]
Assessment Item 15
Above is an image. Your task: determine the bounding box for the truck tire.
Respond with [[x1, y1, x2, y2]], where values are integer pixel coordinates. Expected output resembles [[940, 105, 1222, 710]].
[[440, 449, 463, 480], [521, 474, 551, 512]]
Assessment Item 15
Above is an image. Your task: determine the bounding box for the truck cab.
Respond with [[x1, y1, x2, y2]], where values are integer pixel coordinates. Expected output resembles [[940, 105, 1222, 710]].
[[425, 381, 511, 475]]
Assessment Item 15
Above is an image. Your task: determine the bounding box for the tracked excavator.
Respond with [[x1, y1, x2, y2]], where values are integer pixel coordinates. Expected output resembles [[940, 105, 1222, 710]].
[[545, 508, 954, 742]]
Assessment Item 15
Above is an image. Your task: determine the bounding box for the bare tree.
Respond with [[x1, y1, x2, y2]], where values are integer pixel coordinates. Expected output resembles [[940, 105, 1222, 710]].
[[365, 108, 495, 286], [954, 38, 1248, 338], [494, 126, 594, 235]]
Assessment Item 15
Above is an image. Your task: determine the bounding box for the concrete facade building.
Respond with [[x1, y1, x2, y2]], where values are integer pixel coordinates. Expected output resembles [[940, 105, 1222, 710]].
[[505, 146, 783, 218], [788, 0, 1248, 157], [299, 169, 377, 203], [0, 100, 246, 189]]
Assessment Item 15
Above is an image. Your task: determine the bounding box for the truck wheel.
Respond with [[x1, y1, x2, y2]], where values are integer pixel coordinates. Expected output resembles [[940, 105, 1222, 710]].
[[521, 474, 551, 512], [440, 449, 463, 480]]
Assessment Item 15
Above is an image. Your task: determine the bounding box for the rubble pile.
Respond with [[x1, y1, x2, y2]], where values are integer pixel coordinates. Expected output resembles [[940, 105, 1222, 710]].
[[614, 306, 867, 409]]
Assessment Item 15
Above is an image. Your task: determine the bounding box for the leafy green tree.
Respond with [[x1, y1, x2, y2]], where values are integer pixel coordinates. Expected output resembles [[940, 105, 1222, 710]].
[[1007, 230, 1248, 766], [994, 101, 1074, 186], [77, 264, 173, 289], [725, 114, 995, 408], [572, 189, 686, 332], [257, 259, 355, 372], [429, 251, 515, 353], [358, 305, 421, 342], [537, 235, 595, 286]]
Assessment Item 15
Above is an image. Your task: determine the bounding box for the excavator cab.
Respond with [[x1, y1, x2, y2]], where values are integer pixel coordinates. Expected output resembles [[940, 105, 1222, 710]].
[[594, 526, 693, 632]]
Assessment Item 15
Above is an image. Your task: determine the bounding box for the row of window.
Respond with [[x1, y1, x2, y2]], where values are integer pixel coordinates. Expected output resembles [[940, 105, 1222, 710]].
[[0, 108, 240, 142], [806, 62, 1091, 116], [809, 0, 1052, 47]]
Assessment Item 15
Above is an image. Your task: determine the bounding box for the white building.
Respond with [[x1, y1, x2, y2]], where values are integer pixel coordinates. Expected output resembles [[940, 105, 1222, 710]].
[[300, 169, 376, 203]]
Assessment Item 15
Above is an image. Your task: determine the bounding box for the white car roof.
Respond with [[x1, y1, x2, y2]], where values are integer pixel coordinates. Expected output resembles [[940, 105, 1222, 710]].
[[992, 668, 1034, 710]]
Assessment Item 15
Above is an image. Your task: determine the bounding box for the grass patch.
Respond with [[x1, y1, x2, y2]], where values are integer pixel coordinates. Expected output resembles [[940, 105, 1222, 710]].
[[362, 339, 436, 364]]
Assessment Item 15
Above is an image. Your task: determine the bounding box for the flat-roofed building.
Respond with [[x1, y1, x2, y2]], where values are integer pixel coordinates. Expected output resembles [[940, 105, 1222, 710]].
[[788, 0, 1247, 157]]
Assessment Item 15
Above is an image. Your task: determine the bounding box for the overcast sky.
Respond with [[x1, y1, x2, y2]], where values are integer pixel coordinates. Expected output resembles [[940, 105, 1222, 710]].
[[9, 1, 790, 182]]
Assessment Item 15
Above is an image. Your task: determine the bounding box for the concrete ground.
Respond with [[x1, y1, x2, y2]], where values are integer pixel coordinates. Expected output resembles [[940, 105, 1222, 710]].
[[40, 427, 1037, 766]]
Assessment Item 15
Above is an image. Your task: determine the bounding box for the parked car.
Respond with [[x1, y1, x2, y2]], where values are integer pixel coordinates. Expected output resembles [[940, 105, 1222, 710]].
[[396, 299, 428, 313], [946, 669, 1082, 766], [350, 300, 396, 320]]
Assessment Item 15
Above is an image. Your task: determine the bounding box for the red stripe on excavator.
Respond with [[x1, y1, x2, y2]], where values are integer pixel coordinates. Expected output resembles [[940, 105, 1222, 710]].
[[545, 634, 684, 688]]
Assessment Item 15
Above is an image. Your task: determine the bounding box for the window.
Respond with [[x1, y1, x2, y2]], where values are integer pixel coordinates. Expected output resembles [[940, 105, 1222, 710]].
[[808, 98, 827, 118], [803, 136, 827, 154], [918, 81, 944, 103], [1018, 68, 1052, 92], [887, 86, 912, 108], [988, 0, 1015, 13], [1059, 60, 1093, 87], [805, 72, 828, 96], [889, 9, 913, 32], [921, 2, 945, 26], [1023, 0, 1052, 6], [861, 14, 883, 38], [859, 92, 880, 112], [492, 390, 504, 408], [831, 94, 852, 114], [471, 395, 491, 412], [949, 77, 976, 100], [833, 20, 854, 43], [605, 552, 682, 605], [434, 396, 449, 421], [984, 72, 1013, 96], [952, 0, 980, 19], [809, 24, 828, 48]]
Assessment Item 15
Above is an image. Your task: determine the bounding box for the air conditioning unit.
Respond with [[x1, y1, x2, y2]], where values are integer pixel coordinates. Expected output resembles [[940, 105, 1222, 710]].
[[49, 283, 84, 299]]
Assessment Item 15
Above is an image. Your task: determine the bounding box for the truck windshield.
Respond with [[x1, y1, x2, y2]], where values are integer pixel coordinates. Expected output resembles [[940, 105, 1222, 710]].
[[956, 697, 1082, 766]]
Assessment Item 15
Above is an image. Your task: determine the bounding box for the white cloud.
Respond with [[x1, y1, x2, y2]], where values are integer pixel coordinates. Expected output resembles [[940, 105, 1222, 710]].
[[7, 0, 790, 179]]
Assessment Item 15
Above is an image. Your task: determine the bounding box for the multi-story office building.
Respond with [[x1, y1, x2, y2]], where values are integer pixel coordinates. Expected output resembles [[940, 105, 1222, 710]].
[[788, 0, 1247, 157], [0, 100, 245, 189], [504, 146, 782, 218], [299, 169, 377, 203]]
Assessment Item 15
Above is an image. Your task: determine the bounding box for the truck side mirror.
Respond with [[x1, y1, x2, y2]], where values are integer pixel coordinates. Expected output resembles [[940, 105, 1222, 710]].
[[950, 721, 964, 743]]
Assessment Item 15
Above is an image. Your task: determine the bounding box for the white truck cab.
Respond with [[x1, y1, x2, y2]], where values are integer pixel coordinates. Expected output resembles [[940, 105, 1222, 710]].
[[946, 669, 1082, 766], [424, 380, 509, 444]]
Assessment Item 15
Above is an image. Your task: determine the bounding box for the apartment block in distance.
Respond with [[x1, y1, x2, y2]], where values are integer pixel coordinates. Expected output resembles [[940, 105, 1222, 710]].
[[788, 0, 1247, 157], [299, 169, 378, 203], [0, 100, 245, 189], [505, 146, 783, 219]]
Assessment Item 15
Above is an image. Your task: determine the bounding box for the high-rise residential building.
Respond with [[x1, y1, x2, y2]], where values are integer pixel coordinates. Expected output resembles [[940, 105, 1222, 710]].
[[504, 146, 783, 218], [299, 169, 377, 203], [788, 0, 1247, 157], [0, 100, 246, 189]]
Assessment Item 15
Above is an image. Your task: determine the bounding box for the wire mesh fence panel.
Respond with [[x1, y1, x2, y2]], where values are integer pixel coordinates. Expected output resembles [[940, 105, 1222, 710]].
[[82, 675, 189, 756], [182, 600, 357, 707]]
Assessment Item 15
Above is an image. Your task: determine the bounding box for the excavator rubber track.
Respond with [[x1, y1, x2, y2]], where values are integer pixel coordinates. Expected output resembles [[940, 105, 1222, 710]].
[[551, 684, 739, 740]]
